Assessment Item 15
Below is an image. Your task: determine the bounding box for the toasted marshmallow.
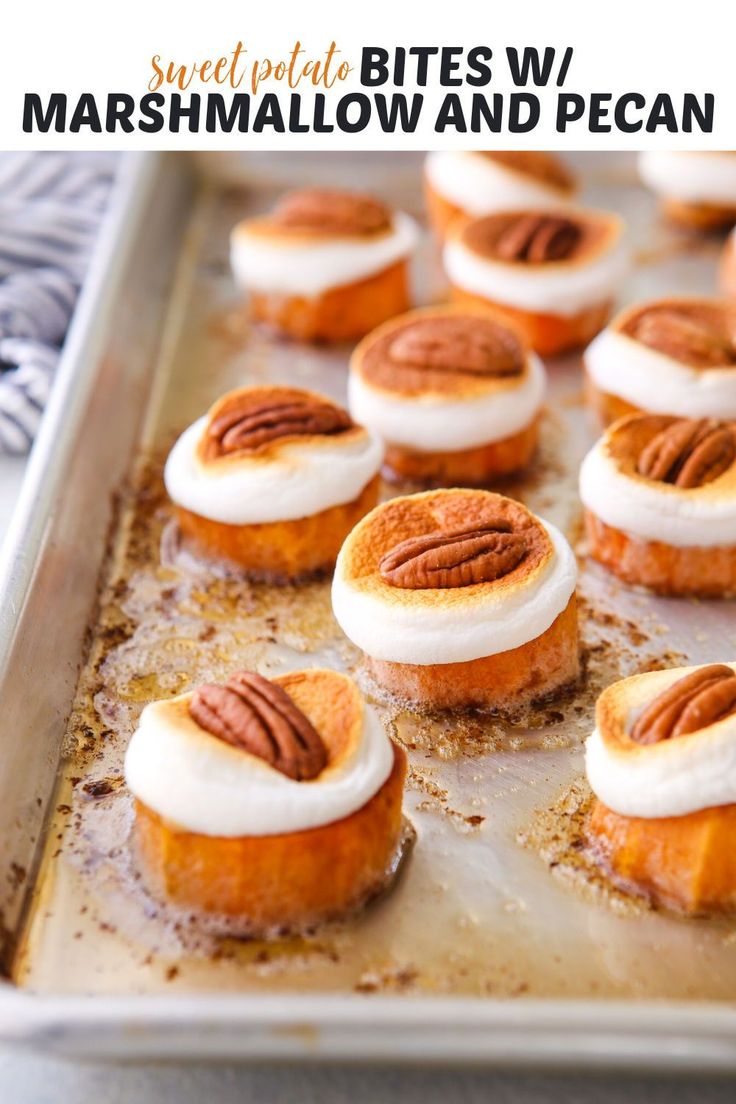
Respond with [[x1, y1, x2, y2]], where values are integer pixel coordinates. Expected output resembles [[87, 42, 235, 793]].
[[332, 489, 577, 665], [425, 151, 575, 218], [579, 414, 736, 548], [585, 663, 736, 818], [585, 299, 736, 418], [639, 152, 736, 208], [348, 307, 546, 452], [125, 670, 394, 837], [231, 212, 418, 298], [444, 208, 628, 317], [164, 387, 384, 526]]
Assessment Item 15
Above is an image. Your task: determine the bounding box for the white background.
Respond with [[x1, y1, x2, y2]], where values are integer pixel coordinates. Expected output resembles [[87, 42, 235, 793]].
[[1, 0, 734, 149]]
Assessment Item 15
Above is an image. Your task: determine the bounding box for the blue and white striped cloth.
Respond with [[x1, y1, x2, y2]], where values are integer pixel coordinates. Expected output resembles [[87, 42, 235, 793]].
[[0, 153, 117, 454]]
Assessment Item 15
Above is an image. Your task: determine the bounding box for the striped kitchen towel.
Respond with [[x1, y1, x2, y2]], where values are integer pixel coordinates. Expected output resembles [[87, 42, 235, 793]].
[[0, 153, 117, 454]]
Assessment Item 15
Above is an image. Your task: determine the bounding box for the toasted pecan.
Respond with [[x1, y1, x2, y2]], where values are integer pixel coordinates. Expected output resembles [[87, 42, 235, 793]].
[[190, 670, 327, 780], [201, 393, 352, 461], [628, 305, 736, 368], [272, 189, 390, 236], [630, 664, 736, 744], [637, 418, 736, 488], [493, 214, 581, 263], [379, 525, 527, 589], [387, 316, 523, 378]]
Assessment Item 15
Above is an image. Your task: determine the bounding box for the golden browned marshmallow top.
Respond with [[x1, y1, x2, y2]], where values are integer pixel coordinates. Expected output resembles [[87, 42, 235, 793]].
[[597, 663, 736, 754], [585, 662, 736, 817], [125, 668, 396, 836], [478, 151, 576, 195], [197, 386, 358, 467], [354, 308, 526, 400], [332, 488, 577, 666], [600, 413, 736, 498], [627, 665, 736, 746], [458, 208, 618, 268], [260, 188, 392, 240], [164, 385, 383, 527], [340, 489, 551, 605]]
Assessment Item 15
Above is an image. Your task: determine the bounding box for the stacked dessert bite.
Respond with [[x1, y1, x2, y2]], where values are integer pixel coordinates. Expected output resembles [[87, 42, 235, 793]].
[[164, 384, 384, 581], [126, 668, 407, 929], [231, 188, 418, 342], [585, 663, 736, 914], [424, 150, 577, 237], [584, 298, 736, 426], [580, 412, 736, 596], [443, 207, 628, 356], [348, 306, 546, 485], [639, 152, 736, 231]]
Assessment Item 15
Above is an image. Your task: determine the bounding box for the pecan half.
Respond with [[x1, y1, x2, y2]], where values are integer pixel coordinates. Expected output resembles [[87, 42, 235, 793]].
[[630, 664, 736, 745], [379, 525, 527, 589], [202, 396, 352, 460], [637, 418, 736, 488], [630, 308, 736, 368], [494, 214, 581, 263], [388, 317, 522, 378], [272, 189, 390, 235], [189, 670, 327, 780]]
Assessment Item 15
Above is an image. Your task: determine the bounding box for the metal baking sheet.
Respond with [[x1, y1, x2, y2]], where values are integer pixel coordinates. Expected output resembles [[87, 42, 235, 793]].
[[0, 151, 735, 1067]]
